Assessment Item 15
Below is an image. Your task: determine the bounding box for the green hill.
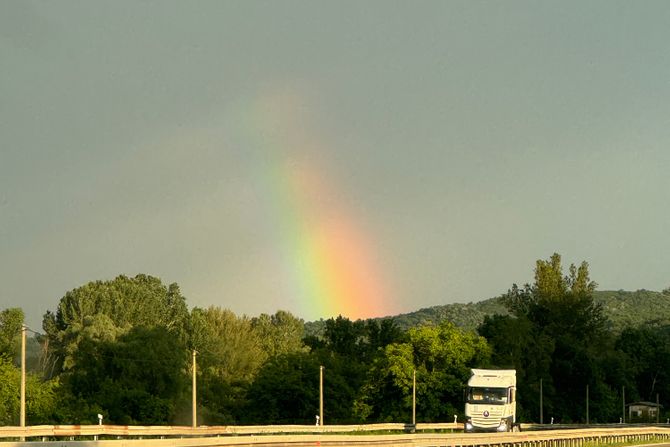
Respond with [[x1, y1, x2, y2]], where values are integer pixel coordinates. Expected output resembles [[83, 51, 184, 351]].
[[304, 289, 670, 337], [388, 297, 507, 331], [593, 289, 670, 331]]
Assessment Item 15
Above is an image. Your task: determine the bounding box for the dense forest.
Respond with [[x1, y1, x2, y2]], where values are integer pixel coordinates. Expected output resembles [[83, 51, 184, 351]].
[[1, 254, 669, 426]]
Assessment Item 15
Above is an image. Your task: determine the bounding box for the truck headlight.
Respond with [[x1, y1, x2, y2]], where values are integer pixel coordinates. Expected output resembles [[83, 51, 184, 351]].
[[496, 419, 508, 432], [465, 418, 473, 432]]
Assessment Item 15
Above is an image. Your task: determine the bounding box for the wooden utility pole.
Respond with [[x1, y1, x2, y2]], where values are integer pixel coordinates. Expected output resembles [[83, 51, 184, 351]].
[[622, 386, 625, 423], [319, 366, 324, 426], [540, 378, 543, 424], [586, 384, 589, 425], [20, 325, 26, 440], [412, 369, 416, 425], [192, 350, 197, 428]]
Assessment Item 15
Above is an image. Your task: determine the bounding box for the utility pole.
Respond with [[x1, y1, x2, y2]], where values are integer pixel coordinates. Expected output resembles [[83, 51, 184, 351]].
[[586, 384, 589, 425], [657, 393, 660, 424], [20, 325, 26, 440], [412, 369, 416, 426], [319, 366, 324, 426], [540, 378, 543, 424], [622, 386, 625, 423], [192, 350, 197, 428]]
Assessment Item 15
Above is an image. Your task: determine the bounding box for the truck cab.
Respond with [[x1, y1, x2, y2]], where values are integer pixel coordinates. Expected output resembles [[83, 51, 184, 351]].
[[464, 369, 517, 432]]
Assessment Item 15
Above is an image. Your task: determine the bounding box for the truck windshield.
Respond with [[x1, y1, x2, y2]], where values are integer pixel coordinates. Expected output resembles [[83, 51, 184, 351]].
[[467, 387, 508, 404]]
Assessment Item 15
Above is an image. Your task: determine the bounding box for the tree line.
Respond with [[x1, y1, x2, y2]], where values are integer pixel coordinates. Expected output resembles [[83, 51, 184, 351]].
[[0, 254, 668, 426]]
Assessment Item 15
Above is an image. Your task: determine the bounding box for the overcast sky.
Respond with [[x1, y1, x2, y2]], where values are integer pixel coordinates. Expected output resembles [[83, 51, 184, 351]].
[[2, 1, 669, 330]]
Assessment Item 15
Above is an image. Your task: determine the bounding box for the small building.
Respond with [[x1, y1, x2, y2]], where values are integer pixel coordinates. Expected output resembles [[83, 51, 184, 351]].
[[627, 401, 662, 423]]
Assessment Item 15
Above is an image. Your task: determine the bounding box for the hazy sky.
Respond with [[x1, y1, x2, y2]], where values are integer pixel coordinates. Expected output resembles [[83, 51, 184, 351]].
[[2, 1, 669, 330]]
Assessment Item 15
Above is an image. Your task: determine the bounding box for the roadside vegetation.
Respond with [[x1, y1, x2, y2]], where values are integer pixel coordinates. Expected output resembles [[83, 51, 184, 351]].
[[1, 254, 669, 426]]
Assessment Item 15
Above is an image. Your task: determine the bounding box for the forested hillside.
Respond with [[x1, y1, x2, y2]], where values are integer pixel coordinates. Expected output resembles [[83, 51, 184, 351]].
[[390, 289, 670, 332], [304, 299, 509, 336], [306, 289, 670, 336], [594, 289, 670, 331]]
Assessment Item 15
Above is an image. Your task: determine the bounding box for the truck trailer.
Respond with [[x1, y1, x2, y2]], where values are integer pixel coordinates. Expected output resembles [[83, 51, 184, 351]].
[[464, 369, 518, 432]]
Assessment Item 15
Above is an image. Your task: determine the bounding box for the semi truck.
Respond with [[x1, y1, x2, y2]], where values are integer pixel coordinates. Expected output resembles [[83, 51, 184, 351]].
[[464, 369, 518, 432]]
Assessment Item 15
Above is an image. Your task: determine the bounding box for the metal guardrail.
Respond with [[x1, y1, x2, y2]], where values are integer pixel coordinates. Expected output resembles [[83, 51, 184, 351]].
[[1, 424, 670, 447], [0, 422, 459, 438], [3, 422, 669, 438]]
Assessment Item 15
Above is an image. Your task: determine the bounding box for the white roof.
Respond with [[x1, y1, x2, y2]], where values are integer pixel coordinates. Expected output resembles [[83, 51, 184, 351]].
[[468, 369, 516, 388]]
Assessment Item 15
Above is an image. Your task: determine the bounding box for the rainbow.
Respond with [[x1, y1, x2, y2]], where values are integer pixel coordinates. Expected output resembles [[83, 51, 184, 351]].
[[235, 90, 397, 321]]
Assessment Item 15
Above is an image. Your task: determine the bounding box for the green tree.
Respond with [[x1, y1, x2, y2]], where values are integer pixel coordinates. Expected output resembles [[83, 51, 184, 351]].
[[244, 346, 371, 425], [190, 307, 267, 424], [322, 315, 367, 357], [42, 274, 189, 376], [478, 313, 553, 420], [63, 326, 189, 424], [299, 316, 405, 423], [192, 307, 266, 383], [0, 357, 20, 424], [305, 316, 405, 360], [25, 374, 61, 424], [251, 310, 306, 358], [0, 356, 60, 425], [355, 321, 490, 422], [482, 253, 616, 423], [615, 324, 670, 405], [0, 308, 24, 360], [353, 343, 414, 422], [365, 319, 406, 354], [244, 352, 320, 424]]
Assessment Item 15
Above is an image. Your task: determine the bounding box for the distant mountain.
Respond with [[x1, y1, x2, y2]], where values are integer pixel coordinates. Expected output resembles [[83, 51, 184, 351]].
[[593, 289, 670, 331], [304, 289, 670, 337], [388, 296, 507, 332]]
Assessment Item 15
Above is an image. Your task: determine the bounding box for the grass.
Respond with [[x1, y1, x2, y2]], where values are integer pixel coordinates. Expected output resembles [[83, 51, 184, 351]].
[[584, 437, 669, 447]]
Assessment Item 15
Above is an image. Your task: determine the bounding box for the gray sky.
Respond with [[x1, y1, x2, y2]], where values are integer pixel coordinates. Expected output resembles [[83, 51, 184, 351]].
[[2, 1, 669, 330]]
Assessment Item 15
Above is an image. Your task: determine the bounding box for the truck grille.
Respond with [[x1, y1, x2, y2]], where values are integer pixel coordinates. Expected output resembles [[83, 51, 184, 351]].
[[470, 406, 504, 428]]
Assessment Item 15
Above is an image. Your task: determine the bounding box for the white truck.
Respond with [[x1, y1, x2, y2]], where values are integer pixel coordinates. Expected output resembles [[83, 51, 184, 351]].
[[464, 369, 518, 432]]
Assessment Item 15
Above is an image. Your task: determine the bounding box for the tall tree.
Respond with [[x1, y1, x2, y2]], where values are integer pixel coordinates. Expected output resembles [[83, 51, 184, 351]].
[[305, 316, 405, 360], [244, 352, 320, 424], [0, 308, 24, 361], [481, 253, 615, 423], [616, 324, 670, 404], [0, 355, 61, 425], [63, 326, 189, 424], [355, 321, 490, 422], [192, 307, 266, 383], [298, 316, 405, 424], [42, 274, 189, 376], [478, 313, 553, 420], [322, 315, 367, 357], [251, 310, 306, 358], [190, 307, 267, 424]]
